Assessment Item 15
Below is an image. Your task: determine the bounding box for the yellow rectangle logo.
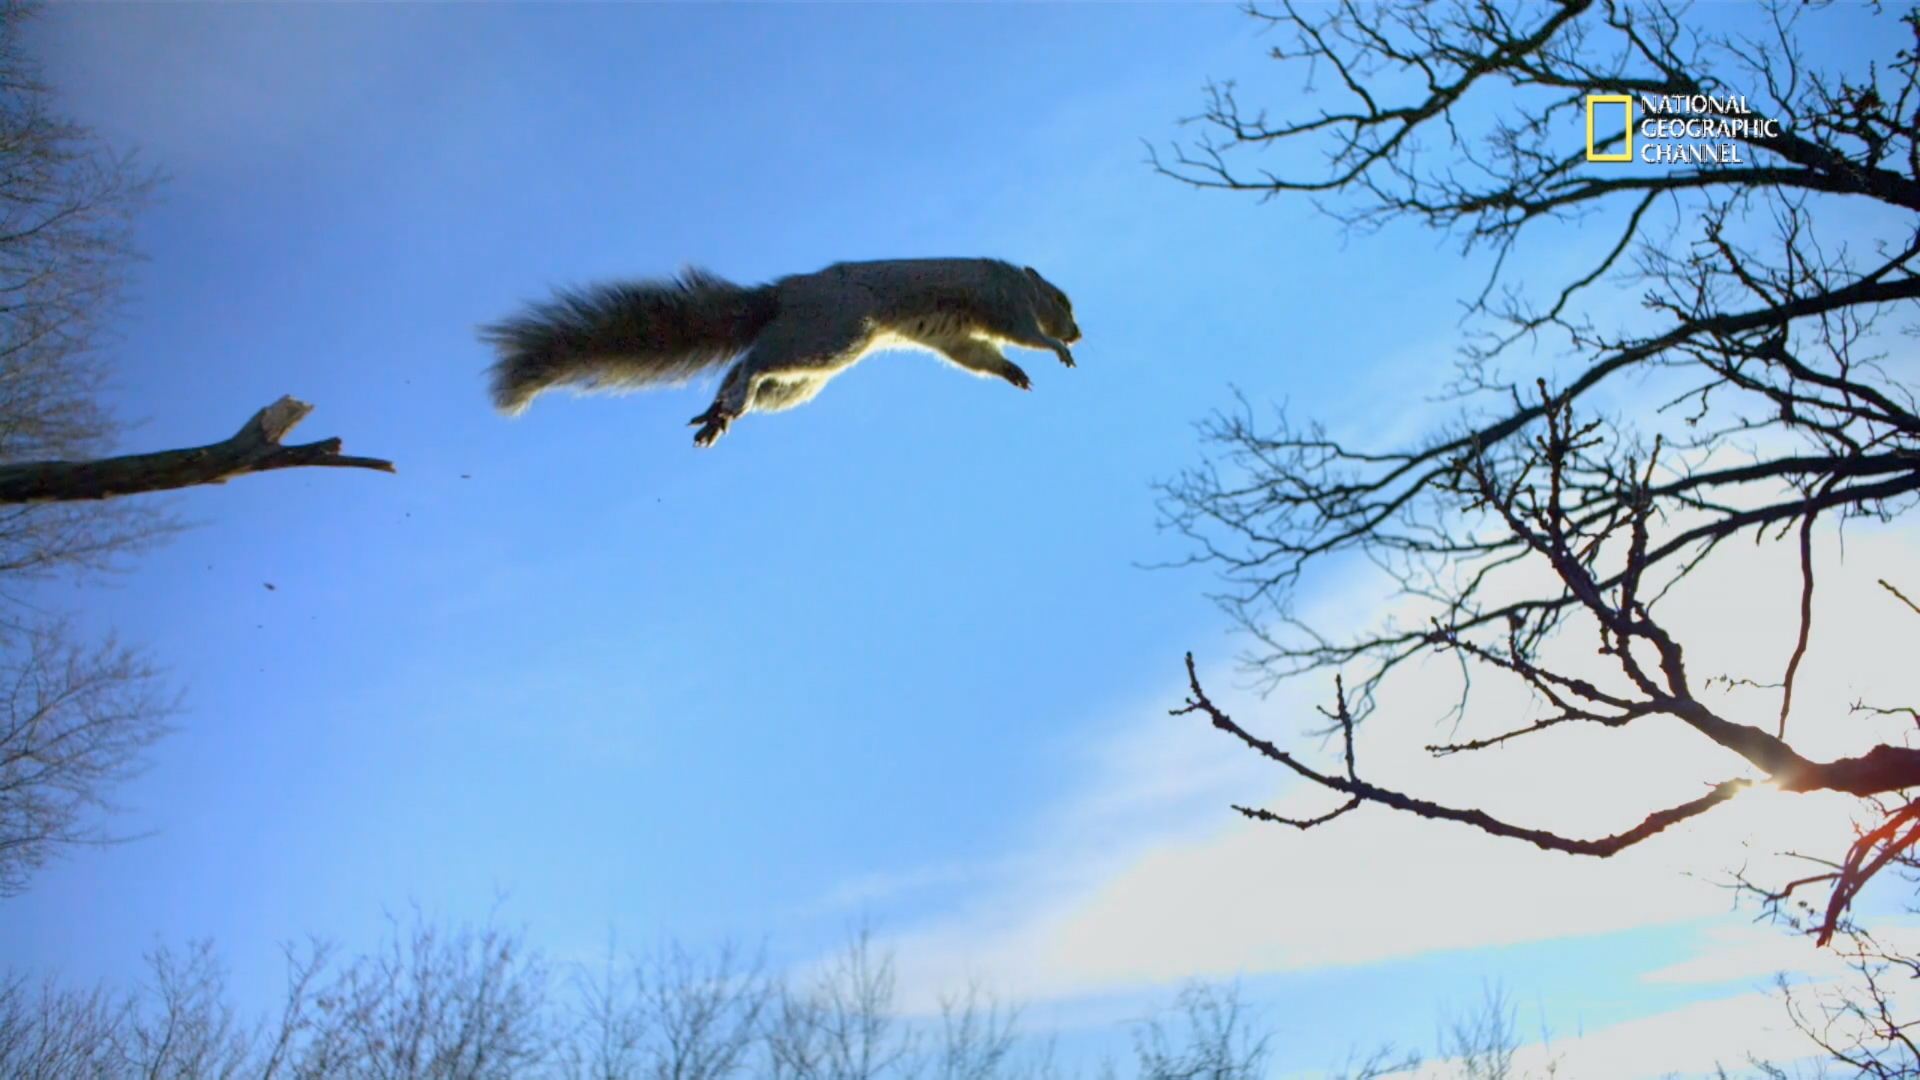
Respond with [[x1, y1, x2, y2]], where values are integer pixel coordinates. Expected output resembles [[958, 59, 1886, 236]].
[[1586, 95, 1633, 162]]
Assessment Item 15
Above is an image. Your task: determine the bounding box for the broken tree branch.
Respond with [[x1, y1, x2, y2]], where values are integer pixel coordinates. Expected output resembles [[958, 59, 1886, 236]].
[[0, 396, 394, 503]]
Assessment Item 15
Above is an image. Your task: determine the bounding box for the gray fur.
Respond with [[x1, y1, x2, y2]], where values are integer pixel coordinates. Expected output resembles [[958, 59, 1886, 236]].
[[481, 257, 1081, 447], [481, 269, 780, 415]]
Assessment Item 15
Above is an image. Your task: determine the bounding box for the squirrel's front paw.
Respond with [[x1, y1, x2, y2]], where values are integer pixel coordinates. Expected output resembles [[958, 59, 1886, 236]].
[[1003, 364, 1032, 391], [1055, 347, 1076, 369]]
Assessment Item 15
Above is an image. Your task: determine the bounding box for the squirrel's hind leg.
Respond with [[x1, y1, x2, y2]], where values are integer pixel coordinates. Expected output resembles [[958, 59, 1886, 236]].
[[687, 313, 870, 446], [689, 363, 751, 447], [752, 375, 829, 413]]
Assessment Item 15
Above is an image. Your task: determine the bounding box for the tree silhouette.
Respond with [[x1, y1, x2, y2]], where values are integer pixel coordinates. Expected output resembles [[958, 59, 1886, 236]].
[[0, 0, 390, 897], [1155, 0, 1920, 945]]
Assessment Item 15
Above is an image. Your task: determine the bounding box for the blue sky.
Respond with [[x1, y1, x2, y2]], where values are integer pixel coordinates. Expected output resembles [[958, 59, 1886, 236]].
[[1, 4, 1913, 1077]]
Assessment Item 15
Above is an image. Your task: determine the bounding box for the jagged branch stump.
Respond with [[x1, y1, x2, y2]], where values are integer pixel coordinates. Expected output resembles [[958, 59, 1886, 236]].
[[0, 396, 395, 503]]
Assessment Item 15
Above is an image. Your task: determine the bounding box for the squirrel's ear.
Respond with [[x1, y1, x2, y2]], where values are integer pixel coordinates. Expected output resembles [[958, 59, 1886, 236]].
[[1024, 266, 1042, 281]]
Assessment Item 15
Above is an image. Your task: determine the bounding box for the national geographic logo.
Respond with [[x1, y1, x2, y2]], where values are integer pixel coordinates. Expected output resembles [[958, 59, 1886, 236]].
[[1585, 93, 1783, 165]]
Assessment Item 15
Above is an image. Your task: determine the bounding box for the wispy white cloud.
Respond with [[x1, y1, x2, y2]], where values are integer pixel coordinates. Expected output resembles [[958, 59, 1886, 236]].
[[1434, 990, 1808, 1079], [1640, 921, 1858, 988], [840, 526, 1919, 1079]]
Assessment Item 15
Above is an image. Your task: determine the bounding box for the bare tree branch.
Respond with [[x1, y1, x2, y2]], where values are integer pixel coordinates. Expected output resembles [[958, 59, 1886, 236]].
[[0, 620, 172, 897], [0, 0, 395, 894], [0, 395, 394, 504], [1157, 0, 1920, 947]]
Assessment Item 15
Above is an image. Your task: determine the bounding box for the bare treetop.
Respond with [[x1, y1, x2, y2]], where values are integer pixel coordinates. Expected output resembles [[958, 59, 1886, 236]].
[[1156, 0, 1920, 945], [0, 0, 391, 900]]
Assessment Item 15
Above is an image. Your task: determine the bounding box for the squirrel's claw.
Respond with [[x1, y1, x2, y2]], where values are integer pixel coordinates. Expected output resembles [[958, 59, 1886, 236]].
[[691, 410, 731, 447], [1004, 364, 1032, 391], [688, 401, 734, 446]]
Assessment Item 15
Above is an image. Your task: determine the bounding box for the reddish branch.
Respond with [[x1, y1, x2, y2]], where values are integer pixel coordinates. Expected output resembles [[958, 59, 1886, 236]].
[[0, 396, 394, 503], [1820, 803, 1920, 946]]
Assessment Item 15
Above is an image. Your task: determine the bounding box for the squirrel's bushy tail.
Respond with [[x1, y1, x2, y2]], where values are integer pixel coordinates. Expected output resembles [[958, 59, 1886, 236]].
[[482, 269, 780, 415]]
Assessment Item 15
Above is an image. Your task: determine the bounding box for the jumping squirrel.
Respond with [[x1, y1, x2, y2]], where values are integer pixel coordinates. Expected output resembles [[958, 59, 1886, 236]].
[[481, 258, 1081, 447]]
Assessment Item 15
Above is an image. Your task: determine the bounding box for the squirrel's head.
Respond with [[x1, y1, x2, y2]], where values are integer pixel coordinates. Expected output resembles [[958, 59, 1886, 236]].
[[1023, 266, 1081, 344]]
